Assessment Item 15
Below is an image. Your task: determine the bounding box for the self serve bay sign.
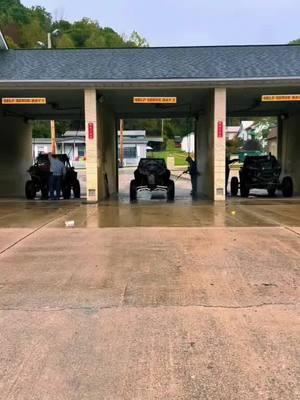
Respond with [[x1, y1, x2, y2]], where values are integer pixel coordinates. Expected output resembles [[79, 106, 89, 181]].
[[133, 97, 177, 104], [2, 97, 47, 105], [262, 95, 300, 102]]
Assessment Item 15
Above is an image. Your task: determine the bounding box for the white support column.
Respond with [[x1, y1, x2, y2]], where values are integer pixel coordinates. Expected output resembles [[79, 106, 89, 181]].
[[195, 88, 226, 201], [281, 113, 300, 193], [212, 88, 226, 201], [85, 89, 99, 202]]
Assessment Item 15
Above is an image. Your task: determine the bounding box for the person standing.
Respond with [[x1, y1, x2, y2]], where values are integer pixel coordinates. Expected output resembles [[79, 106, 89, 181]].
[[185, 156, 199, 196], [48, 153, 66, 200]]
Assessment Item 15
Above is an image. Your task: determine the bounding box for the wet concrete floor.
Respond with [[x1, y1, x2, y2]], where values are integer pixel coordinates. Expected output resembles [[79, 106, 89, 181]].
[[0, 197, 300, 229], [0, 198, 299, 399]]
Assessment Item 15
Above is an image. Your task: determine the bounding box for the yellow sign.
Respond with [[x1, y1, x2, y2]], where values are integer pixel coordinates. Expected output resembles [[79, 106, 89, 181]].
[[133, 97, 177, 104], [262, 95, 300, 102], [2, 97, 47, 105]]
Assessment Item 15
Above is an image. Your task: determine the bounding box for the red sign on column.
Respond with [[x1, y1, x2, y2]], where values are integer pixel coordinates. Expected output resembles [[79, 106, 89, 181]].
[[217, 121, 223, 138], [88, 122, 94, 140]]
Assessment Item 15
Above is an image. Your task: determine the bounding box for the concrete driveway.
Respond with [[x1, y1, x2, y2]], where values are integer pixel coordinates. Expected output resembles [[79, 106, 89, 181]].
[[0, 199, 299, 399]]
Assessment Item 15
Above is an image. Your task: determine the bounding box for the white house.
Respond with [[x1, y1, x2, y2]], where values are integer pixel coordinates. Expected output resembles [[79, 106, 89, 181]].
[[181, 126, 242, 153], [238, 121, 255, 141], [60, 131, 86, 161], [32, 131, 85, 161], [33, 130, 148, 167], [181, 133, 195, 153], [266, 127, 278, 156], [226, 126, 240, 141], [32, 138, 51, 158], [118, 130, 148, 166]]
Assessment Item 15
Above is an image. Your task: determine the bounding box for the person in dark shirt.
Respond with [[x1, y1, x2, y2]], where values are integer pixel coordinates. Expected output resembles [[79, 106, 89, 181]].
[[185, 156, 199, 196]]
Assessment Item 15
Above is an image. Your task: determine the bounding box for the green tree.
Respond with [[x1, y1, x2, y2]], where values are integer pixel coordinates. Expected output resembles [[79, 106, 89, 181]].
[[124, 118, 194, 142], [70, 18, 99, 47], [20, 18, 46, 48], [32, 121, 50, 138], [85, 32, 106, 48], [226, 137, 243, 155], [56, 33, 75, 49], [32, 120, 76, 138], [289, 39, 300, 45], [128, 31, 149, 47], [102, 27, 124, 47], [4, 35, 18, 48], [0, 0, 30, 25], [30, 6, 51, 30], [0, 1, 148, 49]]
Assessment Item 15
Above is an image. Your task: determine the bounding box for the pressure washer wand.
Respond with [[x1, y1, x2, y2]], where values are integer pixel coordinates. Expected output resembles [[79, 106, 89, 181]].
[[175, 171, 187, 181]]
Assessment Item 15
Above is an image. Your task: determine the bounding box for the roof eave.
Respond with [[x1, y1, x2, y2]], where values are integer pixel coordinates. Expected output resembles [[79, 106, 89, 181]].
[[1, 77, 300, 89]]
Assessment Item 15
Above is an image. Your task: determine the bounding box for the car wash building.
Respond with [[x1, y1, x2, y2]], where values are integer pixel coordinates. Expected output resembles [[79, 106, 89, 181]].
[[0, 31, 300, 202]]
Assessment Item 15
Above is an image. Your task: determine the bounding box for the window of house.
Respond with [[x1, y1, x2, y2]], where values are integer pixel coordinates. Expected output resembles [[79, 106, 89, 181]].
[[78, 144, 85, 157], [123, 146, 137, 158]]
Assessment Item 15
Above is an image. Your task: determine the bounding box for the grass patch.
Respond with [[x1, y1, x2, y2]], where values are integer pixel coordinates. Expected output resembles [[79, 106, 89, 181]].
[[151, 150, 188, 166], [148, 140, 191, 166]]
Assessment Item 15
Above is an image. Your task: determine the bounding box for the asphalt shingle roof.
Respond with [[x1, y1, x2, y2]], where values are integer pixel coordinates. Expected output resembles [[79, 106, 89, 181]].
[[0, 45, 300, 81]]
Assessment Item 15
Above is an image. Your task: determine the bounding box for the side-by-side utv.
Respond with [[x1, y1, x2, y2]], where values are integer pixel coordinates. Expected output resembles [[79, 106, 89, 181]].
[[130, 158, 175, 201], [25, 154, 81, 200], [230, 155, 293, 198]]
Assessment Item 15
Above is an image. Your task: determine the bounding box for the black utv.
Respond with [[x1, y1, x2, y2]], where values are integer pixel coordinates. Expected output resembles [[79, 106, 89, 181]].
[[25, 154, 81, 200], [230, 155, 293, 198], [130, 158, 175, 201]]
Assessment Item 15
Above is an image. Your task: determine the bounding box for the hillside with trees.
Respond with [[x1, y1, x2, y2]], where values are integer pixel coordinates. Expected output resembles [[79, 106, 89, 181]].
[[0, 0, 148, 49], [0, 0, 151, 138], [0, 0, 191, 141]]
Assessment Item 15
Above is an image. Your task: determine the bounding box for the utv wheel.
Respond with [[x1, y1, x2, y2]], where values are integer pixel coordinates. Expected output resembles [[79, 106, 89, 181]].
[[167, 180, 175, 201], [267, 188, 276, 197], [73, 179, 81, 198], [25, 180, 36, 200], [240, 180, 249, 198], [63, 185, 71, 200], [282, 176, 293, 198], [130, 180, 137, 201], [230, 177, 239, 196]]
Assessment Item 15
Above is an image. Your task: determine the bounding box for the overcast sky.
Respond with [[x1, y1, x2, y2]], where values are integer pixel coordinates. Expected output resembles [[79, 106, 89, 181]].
[[22, 0, 300, 46]]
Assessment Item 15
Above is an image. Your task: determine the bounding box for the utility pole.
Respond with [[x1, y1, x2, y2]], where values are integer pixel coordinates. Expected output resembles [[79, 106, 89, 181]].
[[50, 120, 56, 154], [119, 119, 124, 168], [47, 32, 52, 49]]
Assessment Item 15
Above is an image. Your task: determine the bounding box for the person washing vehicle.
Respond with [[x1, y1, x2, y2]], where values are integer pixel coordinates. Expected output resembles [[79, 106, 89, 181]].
[[185, 156, 199, 196], [48, 153, 66, 200]]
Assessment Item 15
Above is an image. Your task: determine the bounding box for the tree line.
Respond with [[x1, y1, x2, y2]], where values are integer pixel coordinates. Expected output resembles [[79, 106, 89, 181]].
[[0, 0, 148, 49], [0, 0, 151, 138]]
